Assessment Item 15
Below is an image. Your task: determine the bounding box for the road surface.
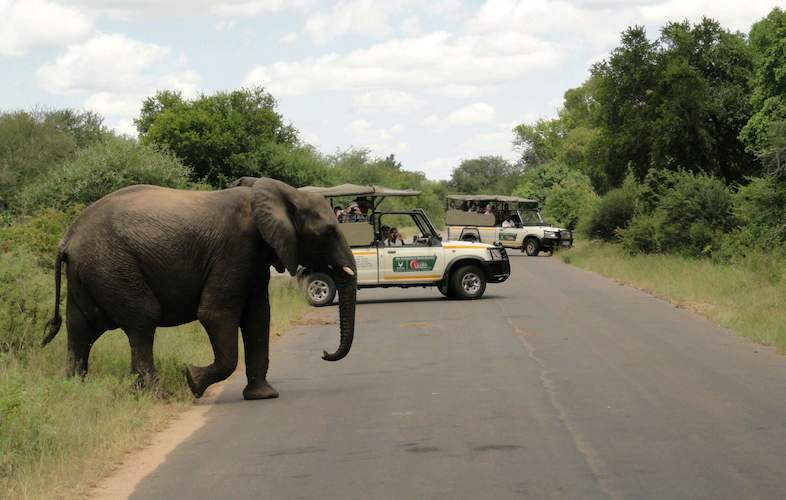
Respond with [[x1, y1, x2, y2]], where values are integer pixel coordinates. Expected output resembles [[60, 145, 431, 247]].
[[130, 254, 786, 499]]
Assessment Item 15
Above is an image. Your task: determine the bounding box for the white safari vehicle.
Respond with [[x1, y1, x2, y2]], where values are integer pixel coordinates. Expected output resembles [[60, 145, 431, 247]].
[[296, 184, 511, 306], [445, 194, 573, 256]]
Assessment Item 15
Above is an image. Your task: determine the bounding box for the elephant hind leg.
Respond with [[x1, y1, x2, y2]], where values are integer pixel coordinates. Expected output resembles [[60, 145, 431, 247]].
[[66, 296, 105, 378], [186, 312, 239, 398], [125, 324, 158, 387]]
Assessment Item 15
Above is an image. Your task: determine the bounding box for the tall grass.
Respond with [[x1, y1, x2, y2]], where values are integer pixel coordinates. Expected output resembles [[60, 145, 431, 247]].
[[562, 241, 786, 351]]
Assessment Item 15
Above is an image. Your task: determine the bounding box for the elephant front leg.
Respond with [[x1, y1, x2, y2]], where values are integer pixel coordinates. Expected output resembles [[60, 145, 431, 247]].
[[240, 285, 279, 400]]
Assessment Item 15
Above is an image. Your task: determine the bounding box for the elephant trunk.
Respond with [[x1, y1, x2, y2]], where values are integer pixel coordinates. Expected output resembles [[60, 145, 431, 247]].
[[322, 271, 356, 361]]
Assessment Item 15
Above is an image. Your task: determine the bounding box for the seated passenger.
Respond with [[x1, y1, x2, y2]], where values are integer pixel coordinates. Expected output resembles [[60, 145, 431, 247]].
[[379, 225, 391, 246], [334, 206, 344, 222], [387, 227, 404, 246], [502, 217, 514, 228]]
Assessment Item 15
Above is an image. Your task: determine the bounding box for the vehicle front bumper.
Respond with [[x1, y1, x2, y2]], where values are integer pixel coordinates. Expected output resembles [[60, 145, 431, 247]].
[[482, 258, 511, 283], [542, 233, 574, 250]]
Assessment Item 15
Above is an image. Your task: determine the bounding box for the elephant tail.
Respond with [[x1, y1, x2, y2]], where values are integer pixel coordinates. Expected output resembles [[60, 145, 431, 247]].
[[42, 248, 66, 347]]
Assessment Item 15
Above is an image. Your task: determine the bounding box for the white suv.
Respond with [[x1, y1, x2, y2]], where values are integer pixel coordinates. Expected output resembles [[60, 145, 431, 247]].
[[298, 209, 511, 306]]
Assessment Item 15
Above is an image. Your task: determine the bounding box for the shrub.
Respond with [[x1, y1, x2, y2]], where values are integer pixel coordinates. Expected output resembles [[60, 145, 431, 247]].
[[733, 175, 786, 244], [583, 181, 638, 241], [0, 250, 53, 353], [17, 137, 190, 212], [618, 213, 664, 254], [542, 171, 599, 229], [654, 171, 734, 256]]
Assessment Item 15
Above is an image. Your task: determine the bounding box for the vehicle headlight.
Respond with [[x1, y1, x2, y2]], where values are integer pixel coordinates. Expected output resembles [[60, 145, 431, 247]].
[[544, 230, 558, 239], [489, 248, 504, 260]]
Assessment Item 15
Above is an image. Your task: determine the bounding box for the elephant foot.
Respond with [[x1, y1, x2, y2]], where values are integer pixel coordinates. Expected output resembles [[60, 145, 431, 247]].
[[243, 380, 279, 400], [184, 366, 208, 398]]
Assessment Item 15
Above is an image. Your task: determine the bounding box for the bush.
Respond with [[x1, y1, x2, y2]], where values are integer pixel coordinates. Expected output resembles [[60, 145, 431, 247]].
[[0, 250, 53, 353], [17, 137, 190, 212], [618, 213, 664, 254], [542, 171, 599, 229], [583, 180, 638, 241], [733, 175, 786, 244]]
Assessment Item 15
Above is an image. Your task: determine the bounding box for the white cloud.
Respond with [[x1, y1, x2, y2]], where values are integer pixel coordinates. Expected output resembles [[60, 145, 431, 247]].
[[421, 114, 440, 127], [243, 31, 559, 96], [400, 15, 422, 36], [0, 0, 92, 57], [352, 89, 423, 113], [111, 118, 139, 138], [446, 102, 495, 125], [345, 119, 409, 156], [304, 0, 392, 44], [421, 156, 460, 179], [280, 31, 298, 45], [69, 0, 310, 19], [37, 34, 172, 94], [83, 92, 144, 118]]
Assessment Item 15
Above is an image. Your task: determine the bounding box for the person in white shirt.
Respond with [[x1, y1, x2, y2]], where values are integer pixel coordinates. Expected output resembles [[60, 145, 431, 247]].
[[388, 227, 404, 246], [502, 217, 514, 228]]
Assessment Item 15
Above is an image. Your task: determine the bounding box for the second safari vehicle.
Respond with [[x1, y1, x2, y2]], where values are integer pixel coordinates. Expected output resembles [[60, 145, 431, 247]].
[[297, 184, 511, 306]]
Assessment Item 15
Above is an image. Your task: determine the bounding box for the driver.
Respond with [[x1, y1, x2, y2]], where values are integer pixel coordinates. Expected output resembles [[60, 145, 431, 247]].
[[502, 216, 514, 228]]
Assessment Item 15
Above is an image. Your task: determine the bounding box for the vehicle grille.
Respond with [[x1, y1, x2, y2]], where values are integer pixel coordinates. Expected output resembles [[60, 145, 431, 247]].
[[560, 230, 573, 240]]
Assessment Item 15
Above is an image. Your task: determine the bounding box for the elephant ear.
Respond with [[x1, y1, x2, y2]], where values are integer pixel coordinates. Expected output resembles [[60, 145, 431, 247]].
[[251, 178, 300, 276]]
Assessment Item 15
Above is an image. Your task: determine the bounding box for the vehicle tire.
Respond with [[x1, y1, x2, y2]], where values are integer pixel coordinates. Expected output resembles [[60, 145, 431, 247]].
[[524, 237, 540, 257], [450, 265, 486, 300], [304, 272, 336, 307]]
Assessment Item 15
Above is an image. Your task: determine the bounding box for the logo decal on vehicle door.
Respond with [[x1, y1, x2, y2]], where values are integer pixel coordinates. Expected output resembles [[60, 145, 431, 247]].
[[393, 256, 437, 272], [499, 232, 518, 241]]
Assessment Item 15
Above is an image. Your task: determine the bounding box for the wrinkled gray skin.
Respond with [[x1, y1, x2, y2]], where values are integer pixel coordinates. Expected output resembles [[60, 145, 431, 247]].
[[42, 177, 357, 400]]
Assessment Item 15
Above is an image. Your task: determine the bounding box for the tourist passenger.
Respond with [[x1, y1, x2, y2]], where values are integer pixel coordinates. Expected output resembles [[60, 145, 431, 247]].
[[502, 217, 514, 228], [388, 227, 404, 246], [333, 206, 344, 222], [379, 225, 391, 246]]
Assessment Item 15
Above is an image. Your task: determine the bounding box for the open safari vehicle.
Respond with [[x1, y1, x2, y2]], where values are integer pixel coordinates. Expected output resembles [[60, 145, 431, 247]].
[[445, 194, 573, 256], [296, 183, 511, 306]]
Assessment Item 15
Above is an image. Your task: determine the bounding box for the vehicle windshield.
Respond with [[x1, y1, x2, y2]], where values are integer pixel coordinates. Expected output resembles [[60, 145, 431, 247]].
[[376, 211, 439, 246], [518, 209, 544, 226]]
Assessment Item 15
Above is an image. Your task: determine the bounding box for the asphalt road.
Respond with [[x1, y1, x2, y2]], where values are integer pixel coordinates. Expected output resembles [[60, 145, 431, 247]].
[[131, 254, 786, 500]]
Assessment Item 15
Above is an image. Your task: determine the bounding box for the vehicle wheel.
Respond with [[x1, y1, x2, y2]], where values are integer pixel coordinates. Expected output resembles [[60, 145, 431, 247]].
[[304, 272, 336, 307], [450, 265, 486, 300], [524, 237, 540, 256]]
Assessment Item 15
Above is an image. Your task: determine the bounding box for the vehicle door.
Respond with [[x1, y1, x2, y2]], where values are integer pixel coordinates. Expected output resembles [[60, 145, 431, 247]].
[[339, 221, 379, 284], [378, 213, 445, 284]]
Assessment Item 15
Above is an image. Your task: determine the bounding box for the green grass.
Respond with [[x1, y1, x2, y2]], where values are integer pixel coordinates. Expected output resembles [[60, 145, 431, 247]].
[[0, 277, 309, 500], [561, 241, 786, 352]]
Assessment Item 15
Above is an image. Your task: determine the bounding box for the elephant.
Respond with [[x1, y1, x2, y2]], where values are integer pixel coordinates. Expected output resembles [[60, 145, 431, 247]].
[[41, 177, 357, 400]]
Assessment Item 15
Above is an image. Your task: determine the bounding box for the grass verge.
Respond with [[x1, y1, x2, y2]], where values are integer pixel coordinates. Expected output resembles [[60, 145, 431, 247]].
[[561, 240, 786, 352], [0, 277, 309, 500]]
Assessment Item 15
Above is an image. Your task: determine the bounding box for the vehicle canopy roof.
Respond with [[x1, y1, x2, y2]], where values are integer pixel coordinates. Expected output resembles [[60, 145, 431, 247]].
[[299, 183, 420, 198], [446, 194, 538, 204]]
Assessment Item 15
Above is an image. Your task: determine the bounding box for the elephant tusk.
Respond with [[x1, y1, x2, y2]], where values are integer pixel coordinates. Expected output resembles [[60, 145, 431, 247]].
[[342, 266, 355, 276]]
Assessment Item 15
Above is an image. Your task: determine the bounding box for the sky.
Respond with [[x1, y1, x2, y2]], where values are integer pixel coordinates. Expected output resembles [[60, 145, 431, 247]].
[[1, 0, 783, 180]]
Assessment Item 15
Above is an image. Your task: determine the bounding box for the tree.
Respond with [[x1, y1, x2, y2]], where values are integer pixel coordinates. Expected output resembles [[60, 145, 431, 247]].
[[136, 88, 304, 187], [0, 109, 107, 211], [448, 156, 522, 195], [740, 8, 786, 155]]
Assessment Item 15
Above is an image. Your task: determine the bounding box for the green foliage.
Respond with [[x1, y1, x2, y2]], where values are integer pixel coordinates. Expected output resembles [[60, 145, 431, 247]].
[[583, 176, 639, 241], [18, 136, 190, 212], [732, 175, 786, 245], [740, 8, 786, 154], [513, 119, 565, 168], [619, 171, 734, 257], [0, 250, 52, 353], [448, 155, 522, 195], [513, 162, 598, 229], [0, 109, 107, 211], [137, 88, 304, 187]]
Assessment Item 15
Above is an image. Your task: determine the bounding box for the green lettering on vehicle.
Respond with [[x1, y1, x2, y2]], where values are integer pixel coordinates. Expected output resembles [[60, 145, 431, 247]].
[[392, 256, 438, 272], [499, 232, 518, 241]]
